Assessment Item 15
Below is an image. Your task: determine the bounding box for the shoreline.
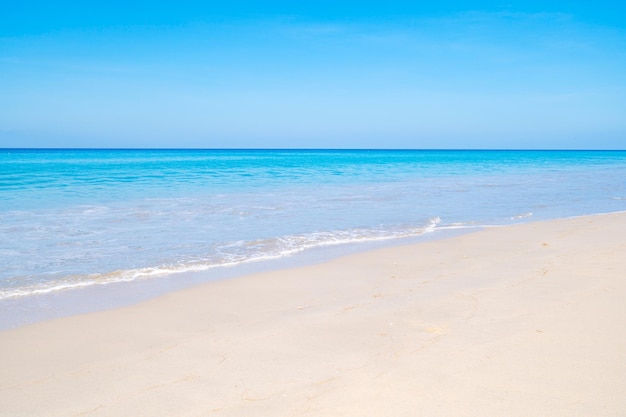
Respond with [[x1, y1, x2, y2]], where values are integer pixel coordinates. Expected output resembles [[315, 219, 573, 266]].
[[2, 212, 626, 416], [0, 225, 474, 331]]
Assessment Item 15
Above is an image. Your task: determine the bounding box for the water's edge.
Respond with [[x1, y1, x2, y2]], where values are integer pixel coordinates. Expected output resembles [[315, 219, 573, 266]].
[[0, 226, 476, 331]]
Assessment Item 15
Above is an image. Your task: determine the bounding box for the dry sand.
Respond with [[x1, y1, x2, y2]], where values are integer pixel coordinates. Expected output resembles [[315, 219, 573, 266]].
[[1, 213, 625, 416]]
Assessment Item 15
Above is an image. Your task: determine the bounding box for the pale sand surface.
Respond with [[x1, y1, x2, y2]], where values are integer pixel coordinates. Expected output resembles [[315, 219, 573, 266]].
[[1, 213, 625, 416]]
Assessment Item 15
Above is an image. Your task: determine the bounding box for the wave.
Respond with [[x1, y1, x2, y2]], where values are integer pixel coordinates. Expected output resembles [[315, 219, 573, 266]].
[[0, 217, 443, 300], [510, 212, 533, 220]]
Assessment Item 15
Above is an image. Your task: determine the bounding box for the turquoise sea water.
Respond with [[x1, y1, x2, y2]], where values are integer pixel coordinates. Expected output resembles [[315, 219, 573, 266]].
[[1, 149, 626, 301]]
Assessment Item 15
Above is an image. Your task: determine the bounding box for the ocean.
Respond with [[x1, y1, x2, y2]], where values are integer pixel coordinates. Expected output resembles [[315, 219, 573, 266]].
[[1, 149, 625, 306]]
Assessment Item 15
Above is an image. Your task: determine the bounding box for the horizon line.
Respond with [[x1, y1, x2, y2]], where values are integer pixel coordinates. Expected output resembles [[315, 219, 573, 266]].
[[1, 147, 625, 152]]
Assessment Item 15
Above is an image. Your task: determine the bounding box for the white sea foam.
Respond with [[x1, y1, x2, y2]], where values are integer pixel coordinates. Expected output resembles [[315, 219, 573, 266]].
[[511, 212, 533, 219], [0, 218, 443, 300]]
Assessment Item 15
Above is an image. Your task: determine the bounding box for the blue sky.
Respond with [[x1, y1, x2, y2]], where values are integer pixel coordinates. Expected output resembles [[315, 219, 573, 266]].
[[1, 1, 625, 149]]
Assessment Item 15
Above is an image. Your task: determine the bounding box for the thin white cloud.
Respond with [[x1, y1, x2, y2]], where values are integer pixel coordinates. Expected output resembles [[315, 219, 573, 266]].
[[451, 10, 573, 23]]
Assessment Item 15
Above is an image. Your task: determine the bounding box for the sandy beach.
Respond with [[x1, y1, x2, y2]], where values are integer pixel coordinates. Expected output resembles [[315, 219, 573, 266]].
[[1, 212, 625, 417]]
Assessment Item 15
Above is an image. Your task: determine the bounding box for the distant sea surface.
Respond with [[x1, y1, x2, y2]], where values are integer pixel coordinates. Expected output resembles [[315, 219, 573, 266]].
[[2, 149, 625, 300]]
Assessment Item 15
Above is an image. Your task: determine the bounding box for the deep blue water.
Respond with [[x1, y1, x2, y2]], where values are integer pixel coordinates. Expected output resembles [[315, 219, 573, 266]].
[[1, 149, 625, 299]]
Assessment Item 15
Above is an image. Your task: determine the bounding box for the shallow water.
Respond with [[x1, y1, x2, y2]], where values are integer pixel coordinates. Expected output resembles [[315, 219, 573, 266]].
[[2, 149, 625, 301]]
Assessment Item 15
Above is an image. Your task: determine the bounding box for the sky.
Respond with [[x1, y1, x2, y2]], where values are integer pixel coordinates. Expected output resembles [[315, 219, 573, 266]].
[[1, 1, 625, 149]]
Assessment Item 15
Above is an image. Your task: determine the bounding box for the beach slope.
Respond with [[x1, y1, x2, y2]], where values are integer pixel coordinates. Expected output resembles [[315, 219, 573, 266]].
[[1, 213, 625, 416]]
